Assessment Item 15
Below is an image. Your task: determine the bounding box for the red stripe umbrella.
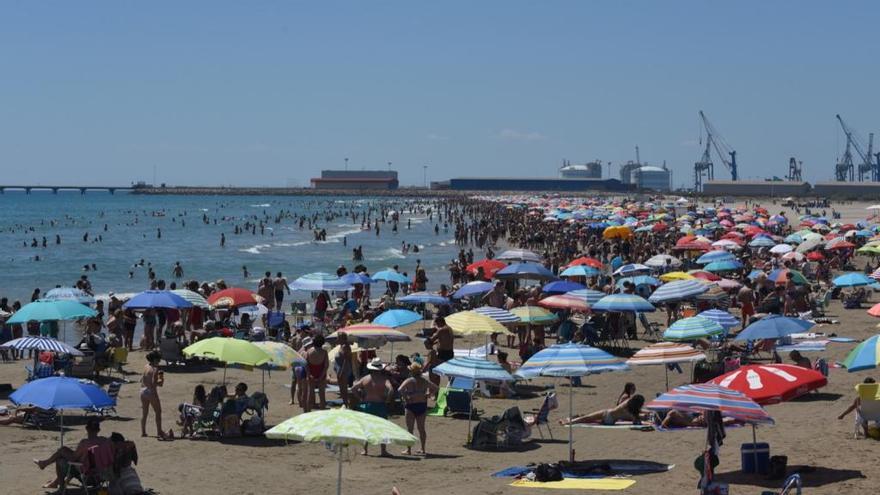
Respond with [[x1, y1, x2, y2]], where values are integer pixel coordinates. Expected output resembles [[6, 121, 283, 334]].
[[564, 256, 604, 269], [709, 364, 827, 405], [207, 288, 262, 308], [689, 270, 721, 282], [538, 294, 591, 312], [466, 259, 506, 279]]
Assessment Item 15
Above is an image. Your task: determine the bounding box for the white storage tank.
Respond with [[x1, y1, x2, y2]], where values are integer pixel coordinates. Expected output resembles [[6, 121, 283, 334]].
[[559, 160, 602, 179], [631, 165, 671, 191]]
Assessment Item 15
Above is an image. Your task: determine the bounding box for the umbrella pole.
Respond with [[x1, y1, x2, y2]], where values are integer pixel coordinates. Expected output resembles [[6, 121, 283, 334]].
[[261, 369, 265, 393], [336, 444, 343, 495], [60, 411, 64, 448], [665, 366, 669, 391], [223, 365, 227, 385], [466, 387, 474, 446], [752, 424, 759, 475], [568, 377, 574, 462]]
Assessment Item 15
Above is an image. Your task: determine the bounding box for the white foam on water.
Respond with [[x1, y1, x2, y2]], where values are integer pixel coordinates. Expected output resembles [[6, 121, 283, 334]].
[[250, 203, 271, 208], [240, 244, 272, 254], [367, 247, 407, 261]]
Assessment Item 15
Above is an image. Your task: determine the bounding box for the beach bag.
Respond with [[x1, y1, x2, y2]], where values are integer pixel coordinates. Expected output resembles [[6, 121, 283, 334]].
[[533, 463, 563, 482]]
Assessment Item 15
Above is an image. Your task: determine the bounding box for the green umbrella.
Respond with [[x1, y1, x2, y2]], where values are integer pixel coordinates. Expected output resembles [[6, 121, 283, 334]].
[[182, 337, 270, 383], [6, 300, 96, 324], [171, 289, 212, 309], [510, 306, 559, 325], [266, 409, 416, 495]]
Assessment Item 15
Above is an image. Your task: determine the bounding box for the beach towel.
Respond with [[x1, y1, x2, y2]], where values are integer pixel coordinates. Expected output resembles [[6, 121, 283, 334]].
[[654, 423, 744, 432], [510, 478, 635, 490], [777, 341, 828, 353], [566, 423, 654, 431], [494, 461, 673, 478], [427, 387, 451, 416]]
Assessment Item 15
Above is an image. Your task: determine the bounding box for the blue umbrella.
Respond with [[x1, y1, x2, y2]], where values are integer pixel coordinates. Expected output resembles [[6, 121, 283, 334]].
[[340, 272, 374, 285], [833, 272, 876, 288], [696, 250, 736, 264], [733, 315, 814, 341], [7, 300, 97, 325], [698, 309, 740, 330], [613, 263, 651, 277], [123, 290, 193, 309], [372, 270, 411, 284], [648, 279, 708, 304], [615, 275, 660, 289], [704, 260, 744, 273], [542, 280, 586, 294], [784, 233, 804, 244], [565, 289, 605, 305], [289, 272, 353, 291], [11, 376, 114, 446], [560, 265, 603, 277], [372, 309, 422, 328], [495, 262, 557, 281], [452, 281, 494, 299], [397, 292, 450, 305], [663, 316, 724, 341], [592, 294, 656, 312], [841, 335, 880, 372], [749, 236, 776, 248]]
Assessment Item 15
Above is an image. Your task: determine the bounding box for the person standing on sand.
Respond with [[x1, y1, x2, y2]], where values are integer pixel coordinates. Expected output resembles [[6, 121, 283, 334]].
[[258, 272, 274, 311], [351, 358, 393, 456], [273, 272, 289, 311], [427, 316, 454, 365], [305, 335, 329, 411], [335, 332, 354, 407], [140, 351, 168, 440], [398, 362, 438, 456]]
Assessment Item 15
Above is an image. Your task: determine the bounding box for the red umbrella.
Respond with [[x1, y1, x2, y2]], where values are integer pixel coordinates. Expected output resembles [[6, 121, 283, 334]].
[[709, 364, 827, 405], [806, 252, 825, 261], [565, 256, 604, 269], [652, 222, 668, 232], [538, 294, 591, 312], [466, 259, 506, 279], [207, 288, 262, 308], [867, 303, 880, 318], [829, 241, 856, 250], [689, 270, 721, 282]]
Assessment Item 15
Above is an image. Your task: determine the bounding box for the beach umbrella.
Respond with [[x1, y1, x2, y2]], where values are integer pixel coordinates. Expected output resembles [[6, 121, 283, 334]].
[[266, 409, 416, 495], [644, 254, 681, 268], [712, 239, 742, 250], [647, 383, 773, 424], [43, 287, 96, 305], [433, 356, 515, 442], [251, 341, 305, 370], [833, 272, 876, 288], [697, 309, 740, 330], [781, 251, 805, 262], [123, 290, 193, 310], [841, 335, 880, 372], [10, 376, 114, 447], [688, 270, 721, 282], [7, 300, 96, 325], [510, 306, 558, 325], [397, 292, 450, 305], [182, 337, 271, 382], [565, 256, 604, 269], [733, 315, 814, 341], [496, 249, 542, 263], [659, 271, 695, 282], [627, 342, 706, 389], [452, 281, 494, 299], [542, 280, 586, 294], [171, 289, 212, 309], [749, 236, 776, 248], [372, 309, 422, 328], [565, 289, 606, 305], [615, 276, 661, 289], [444, 311, 510, 336], [703, 260, 743, 273], [592, 294, 655, 312], [370, 270, 411, 284], [796, 237, 823, 253], [710, 364, 827, 405], [326, 323, 411, 344], [516, 343, 628, 461], [474, 306, 521, 325], [207, 287, 262, 308], [495, 262, 557, 281], [289, 273, 354, 292], [784, 234, 804, 244], [856, 245, 880, 256], [648, 279, 708, 303], [613, 263, 651, 277], [560, 265, 602, 277], [538, 294, 591, 312], [466, 259, 507, 279], [766, 269, 808, 286], [769, 244, 793, 254], [340, 272, 374, 285], [868, 303, 880, 317], [715, 278, 742, 291], [0, 336, 83, 356], [663, 316, 724, 342], [696, 251, 736, 264]]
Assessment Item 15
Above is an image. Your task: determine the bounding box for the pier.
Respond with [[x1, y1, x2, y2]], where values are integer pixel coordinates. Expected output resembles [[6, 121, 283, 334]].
[[0, 185, 135, 194]]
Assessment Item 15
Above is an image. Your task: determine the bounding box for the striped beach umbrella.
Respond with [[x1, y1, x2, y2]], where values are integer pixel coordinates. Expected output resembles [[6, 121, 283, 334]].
[[433, 356, 515, 442], [510, 306, 559, 325], [627, 342, 706, 390], [698, 309, 740, 330], [565, 289, 606, 305], [516, 343, 628, 461], [560, 265, 603, 277], [171, 289, 211, 309], [538, 294, 591, 312], [496, 249, 542, 263], [646, 383, 774, 424], [289, 273, 354, 291], [326, 323, 411, 343], [592, 294, 656, 312], [842, 335, 880, 372], [0, 336, 83, 356], [648, 279, 708, 304], [663, 316, 724, 341], [696, 250, 736, 264], [709, 364, 827, 405], [372, 309, 423, 328], [43, 287, 96, 305], [474, 306, 521, 325], [444, 310, 510, 336]]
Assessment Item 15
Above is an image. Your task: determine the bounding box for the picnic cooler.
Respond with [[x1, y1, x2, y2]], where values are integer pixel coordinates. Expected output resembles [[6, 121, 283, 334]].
[[741, 442, 770, 474]]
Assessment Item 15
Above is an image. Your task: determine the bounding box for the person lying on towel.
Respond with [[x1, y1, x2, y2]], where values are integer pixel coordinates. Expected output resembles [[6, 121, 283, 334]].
[[559, 395, 646, 426]]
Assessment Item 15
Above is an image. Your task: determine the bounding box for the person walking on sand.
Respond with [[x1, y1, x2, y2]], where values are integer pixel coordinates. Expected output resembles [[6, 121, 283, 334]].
[[398, 362, 438, 455], [140, 351, 168, 440]]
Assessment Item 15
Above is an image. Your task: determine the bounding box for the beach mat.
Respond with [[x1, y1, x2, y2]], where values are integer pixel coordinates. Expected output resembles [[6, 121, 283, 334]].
[[494, 460, 673, 478], [567, 424, 654, 431], [510, 478, 635, 490]]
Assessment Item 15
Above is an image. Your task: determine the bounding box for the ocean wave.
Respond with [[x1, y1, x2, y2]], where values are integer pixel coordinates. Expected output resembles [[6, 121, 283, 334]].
[[367, 247, 407, 261], [437, 238, 457, 247], [240, 243, 272, 254], [250, 203, 271, 208]]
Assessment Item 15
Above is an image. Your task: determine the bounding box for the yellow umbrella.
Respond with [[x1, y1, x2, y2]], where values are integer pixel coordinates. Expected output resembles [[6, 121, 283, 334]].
[[659, 271, 696, 282], [444, 310, 511, 335]]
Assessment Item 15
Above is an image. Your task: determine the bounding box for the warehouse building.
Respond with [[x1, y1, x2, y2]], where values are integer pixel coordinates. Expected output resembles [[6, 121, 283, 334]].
[[311, 170, 398, 190], [702, 180, 811, 197], [441, 177, 633, 192], [812, 182, 880, 199]]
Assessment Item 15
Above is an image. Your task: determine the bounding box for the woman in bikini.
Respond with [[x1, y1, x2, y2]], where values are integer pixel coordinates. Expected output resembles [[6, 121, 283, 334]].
[[140, 351, 168, 440], [559, 395, 646, 426], [305, 335, 328, 411], [397, 362, 439, 456]]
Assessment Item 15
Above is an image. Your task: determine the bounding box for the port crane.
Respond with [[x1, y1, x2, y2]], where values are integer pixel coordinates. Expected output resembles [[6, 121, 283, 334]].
[[786, 157, 803, 182], [694, 111, 738, 191], [836, 114, 876, 182]]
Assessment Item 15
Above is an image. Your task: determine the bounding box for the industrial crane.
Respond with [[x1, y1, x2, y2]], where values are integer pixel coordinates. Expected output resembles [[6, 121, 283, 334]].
[[694, 111, 738, 191], [836, 114, 876, 182], [786, 157, 803, 182]]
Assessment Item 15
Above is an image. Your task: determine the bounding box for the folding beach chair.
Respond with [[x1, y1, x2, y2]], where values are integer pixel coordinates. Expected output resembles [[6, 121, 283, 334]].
[[854, 383, 880, 439], [446, 389, 479, 419], [105, 347, 129, 380], [62, 441, 114, 495], [22, 408, 58, 430], [89, 382, 121, 417], [524, 391, 557, 439], [638, 313, 662, 340], [25, 362, 56, 381]]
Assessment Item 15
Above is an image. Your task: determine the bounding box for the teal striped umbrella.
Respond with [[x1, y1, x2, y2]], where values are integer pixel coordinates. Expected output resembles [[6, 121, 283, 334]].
[[663, 316, 724, 341], [565, 289, 605, 305], [648, 279, 708, 303], [698, 309, 740, 331], [433, 357, 514, 442], [7, 300, 96, 324], [592, 294, 656, 312]]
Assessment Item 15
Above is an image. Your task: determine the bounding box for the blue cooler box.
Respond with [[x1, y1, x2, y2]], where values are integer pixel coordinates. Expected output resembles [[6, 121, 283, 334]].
[[741, 442, 770, 474]]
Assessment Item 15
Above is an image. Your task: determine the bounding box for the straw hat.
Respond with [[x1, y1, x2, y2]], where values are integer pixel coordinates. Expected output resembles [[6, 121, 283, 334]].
[[366, 357, 385, 371], [408, 362, 423, 374]]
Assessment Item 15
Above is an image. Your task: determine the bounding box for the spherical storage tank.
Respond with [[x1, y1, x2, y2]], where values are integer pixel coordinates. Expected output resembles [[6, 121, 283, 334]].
[[631, 165, 670, 191]]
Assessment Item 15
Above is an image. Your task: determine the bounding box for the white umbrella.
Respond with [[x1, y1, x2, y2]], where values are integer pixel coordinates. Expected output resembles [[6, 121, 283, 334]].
[[769, 244, 793, 254]]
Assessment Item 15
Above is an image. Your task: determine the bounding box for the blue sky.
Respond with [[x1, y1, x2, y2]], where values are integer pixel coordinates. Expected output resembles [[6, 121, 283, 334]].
[[1, 1, 877, 188]]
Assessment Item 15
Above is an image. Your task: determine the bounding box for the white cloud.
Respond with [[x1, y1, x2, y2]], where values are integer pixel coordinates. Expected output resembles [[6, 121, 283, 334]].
[[497, 128, 546, 142]]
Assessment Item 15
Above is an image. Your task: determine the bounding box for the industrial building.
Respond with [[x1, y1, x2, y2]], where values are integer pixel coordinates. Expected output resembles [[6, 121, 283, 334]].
[[630, 165, 671, 192], [438, 177, 633, 192], [311, 170, 398, 190], [813, 182, 880, 199], [559, 160, 602, 179], [701, 180, 811, 197]]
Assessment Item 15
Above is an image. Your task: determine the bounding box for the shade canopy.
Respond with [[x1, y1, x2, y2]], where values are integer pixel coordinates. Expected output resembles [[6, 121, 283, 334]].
[[7, 300, 97, 324], [123, 290, 193, 310], [646, 383, 774, 424], [182, 337, 271, 366], [709, 364, 827, 405], [515, 343, 629, 379], [734, 315, 814, 341]]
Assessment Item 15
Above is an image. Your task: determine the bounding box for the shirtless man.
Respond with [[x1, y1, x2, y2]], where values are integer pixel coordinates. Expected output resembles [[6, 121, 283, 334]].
[[258, 272, 274, 311], [351, 358, 394, 456], [427, 316, 454, 365], [335, 332, 354, 407], [305, 335, 329, 411], [737, 279, 756, 331], [273, 272, 289, 312], [34, 418, 111, 490]]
